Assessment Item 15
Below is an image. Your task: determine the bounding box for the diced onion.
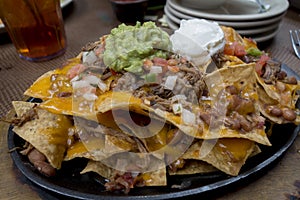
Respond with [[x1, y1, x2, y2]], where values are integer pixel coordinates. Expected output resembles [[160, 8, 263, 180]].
[[82, 51, 97, 65], [70, 75, 80, 83], [97, 80, 107, 92], [144, 99, 151, 106], [72, 80, 90, 89], [164, 75, 177, 90], [150, 66, 163, 74], [83, 75, 100, 85], [83, 93, 98, 101], [182, 108, 196, 125], [200, 96, 212, 101], [171, 95, 187, 103], [172, 103, 183, 114]]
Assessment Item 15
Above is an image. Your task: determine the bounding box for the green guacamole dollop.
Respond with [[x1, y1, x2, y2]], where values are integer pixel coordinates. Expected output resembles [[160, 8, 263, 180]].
[[103, 22, 172, 74]]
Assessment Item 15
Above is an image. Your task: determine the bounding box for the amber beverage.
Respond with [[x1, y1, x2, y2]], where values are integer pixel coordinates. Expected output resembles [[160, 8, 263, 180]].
[[0, 0, 67, 61]]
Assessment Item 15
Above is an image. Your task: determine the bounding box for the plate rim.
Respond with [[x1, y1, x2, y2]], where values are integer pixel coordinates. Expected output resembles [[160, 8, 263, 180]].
[[165, 3, 285, 28], [165, 4, 281, 35], [164, 7, 281, 43], [168, 0, 289, 21]]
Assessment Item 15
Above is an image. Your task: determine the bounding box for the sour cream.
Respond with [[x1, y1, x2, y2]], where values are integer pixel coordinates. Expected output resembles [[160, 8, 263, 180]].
[[170, 19, 225, 67]]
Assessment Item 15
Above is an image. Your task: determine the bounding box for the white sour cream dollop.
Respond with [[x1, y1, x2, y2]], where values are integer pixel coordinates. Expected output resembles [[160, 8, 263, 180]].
[[170, 19, 225, 66]]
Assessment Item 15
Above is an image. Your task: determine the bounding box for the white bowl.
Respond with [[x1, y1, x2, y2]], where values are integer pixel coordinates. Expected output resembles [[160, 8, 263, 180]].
[[181, 0, 225, 10]]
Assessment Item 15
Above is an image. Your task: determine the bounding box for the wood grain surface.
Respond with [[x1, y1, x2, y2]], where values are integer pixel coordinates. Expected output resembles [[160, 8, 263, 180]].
[[0, 0, 300, 199]]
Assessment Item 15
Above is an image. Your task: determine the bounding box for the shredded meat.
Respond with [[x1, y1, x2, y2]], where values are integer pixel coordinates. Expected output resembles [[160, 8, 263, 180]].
[[2, 104, 39, 127], [105, 171, 138, 194], [102, 126, 137, 148], [113, 72, 140, 92], [168, 159, 186, 173], [262, 59, 281, 84], [82, 41, 101, 52], [200, 85, 265, 132], [110, 55, 205, 113]]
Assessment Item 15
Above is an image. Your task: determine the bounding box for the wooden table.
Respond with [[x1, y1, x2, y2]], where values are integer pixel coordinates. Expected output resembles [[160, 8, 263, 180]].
[[0, 0, 300, 199]]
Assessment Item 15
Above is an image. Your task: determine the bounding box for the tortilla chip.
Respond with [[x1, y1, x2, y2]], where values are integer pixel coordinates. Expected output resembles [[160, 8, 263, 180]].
[[94, 87, 270, 145], [221, 26, 258, 51], [255, 73, 300, 108], [95, 91, 202, 138], [24, 58, 81, 100], [182, 138, 255, 176], [201, 64, 271, 145], [221, 26, 244, 45], [168, 160, 217, 175], [257, 86, 300, 124], [40, 97, 98, 122], [81, 157, 167, 187], [64, 137, 129, 162], [12, 101, 72, 169], [64, 120, 137, 162], [64, 140, 92, 161]]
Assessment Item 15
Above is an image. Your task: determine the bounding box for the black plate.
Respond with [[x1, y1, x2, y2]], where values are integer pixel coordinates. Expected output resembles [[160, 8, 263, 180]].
[[7, 64, 300, 199], [7, 123, 300, 199]]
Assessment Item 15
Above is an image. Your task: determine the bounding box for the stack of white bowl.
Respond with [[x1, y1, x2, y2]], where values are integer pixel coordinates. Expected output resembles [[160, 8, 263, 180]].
[[164, 0, 289, 42]]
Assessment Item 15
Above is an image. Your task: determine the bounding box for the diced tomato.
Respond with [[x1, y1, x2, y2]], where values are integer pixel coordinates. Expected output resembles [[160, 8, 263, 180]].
[[255, 54, 270, 76], [110, 68, 118, 76], [153, 57, 168, 73], [259, 54, 270, 63], [224, 43, 235, 55], [234, 42, 247, 57], [167, 65, 180, 73], [255, 63, 264, 76], [67, 64, 87, 79], [143, 59, 153, 71], [224, 42, 247, 57], [94, 45, 105, 56], [153, 57, 168, 67]]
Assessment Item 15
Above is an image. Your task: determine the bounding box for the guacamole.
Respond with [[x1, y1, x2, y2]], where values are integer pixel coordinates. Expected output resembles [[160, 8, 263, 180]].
[[103, 22, 172, 74]]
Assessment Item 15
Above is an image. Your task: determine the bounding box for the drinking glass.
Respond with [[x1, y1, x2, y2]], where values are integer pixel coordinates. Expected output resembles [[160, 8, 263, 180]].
[[0, 0, 67, 61]]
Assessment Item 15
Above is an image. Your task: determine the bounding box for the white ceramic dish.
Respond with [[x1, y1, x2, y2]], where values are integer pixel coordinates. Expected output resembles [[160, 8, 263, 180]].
[[0, 0, 73, 32], [165, 3, 285, 28], [164, 5, 281, 36], [168, 0, 289, 21], [252, 28, 279, 42], [180, 0, 225, 10], [165, 15, 180, 30], [165, 14, 280, 43]]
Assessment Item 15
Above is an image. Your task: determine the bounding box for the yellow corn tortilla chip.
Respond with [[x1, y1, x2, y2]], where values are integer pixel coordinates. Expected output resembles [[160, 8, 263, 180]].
[[40, 97, 98, 122], [168, 160, 217, 175], [64, 136, 132, 162], [182, 138, 256, 176], [12, 101, 72, 169], [255, 73, 300, 110], [221, 26, 244, 45], [65, 115, 137, 161], [64, 141, 92, 161], [257, 86, 300, 124], [81, 157, 167, 187], [24, 58, 81, 100], [202, 64, 271, 146], [94, 90, 201, 138], [64, 131, 136, 161], [94, 88, 270, 145]]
